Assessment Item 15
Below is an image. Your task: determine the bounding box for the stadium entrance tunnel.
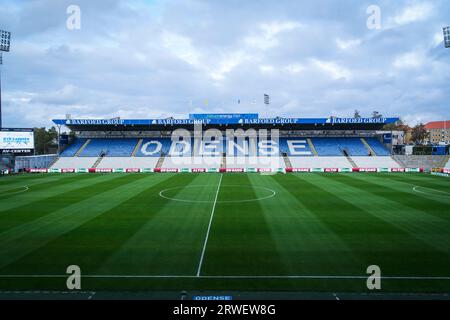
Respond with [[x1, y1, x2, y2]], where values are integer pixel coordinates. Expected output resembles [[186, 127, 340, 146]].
[[159, 185, 276, 203]]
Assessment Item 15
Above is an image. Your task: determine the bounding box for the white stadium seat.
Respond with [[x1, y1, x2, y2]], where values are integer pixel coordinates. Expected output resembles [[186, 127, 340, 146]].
[[352, 157, 401, 168], [161, 157, 222, 169], [51, 157, 98, 169], [96, 157, 160, 169], [288, 157, 352, 168], [226, 157, 285, 169]]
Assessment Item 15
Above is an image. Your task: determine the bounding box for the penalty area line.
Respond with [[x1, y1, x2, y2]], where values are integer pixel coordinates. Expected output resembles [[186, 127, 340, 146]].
[[196, 174, 223, 277]]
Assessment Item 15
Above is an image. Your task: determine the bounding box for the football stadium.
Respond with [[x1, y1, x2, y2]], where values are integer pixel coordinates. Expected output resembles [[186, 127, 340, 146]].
[[1, 113, 450, 300], [0, 0, 450, 305]]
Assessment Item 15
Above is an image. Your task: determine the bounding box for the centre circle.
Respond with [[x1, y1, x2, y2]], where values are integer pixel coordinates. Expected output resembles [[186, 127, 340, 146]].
[[159, 185, 276, 203]]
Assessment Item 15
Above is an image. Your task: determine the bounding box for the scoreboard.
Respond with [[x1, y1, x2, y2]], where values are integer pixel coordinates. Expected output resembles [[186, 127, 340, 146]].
[[0, 129, 34, 153]]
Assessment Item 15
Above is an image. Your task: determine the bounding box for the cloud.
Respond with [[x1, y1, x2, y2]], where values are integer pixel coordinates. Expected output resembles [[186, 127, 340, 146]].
[[284, 63, 305, 74], [336, 38, 361, 50], [0, 0, 449, 128], [259, 65, 275, 74], [393, 51, 425, 69], [390, 2, 434, 26], [244, 20, 302, 50], [310, 59, 351, 80], [161, 31, 201, 67]]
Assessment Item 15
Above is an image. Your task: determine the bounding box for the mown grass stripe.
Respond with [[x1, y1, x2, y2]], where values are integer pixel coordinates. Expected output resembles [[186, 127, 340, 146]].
[[0, 174, 187, 275], [308, 174, 450, 271], [0, 173, 61, 185], [0, 174, 116, 213], [258, 174, 363, 277], [95, 174, 218, 276], [201, 174, 287, 276], [0, 174, 167, 270], [377, 173, 450, 191], [332, 173, 450, 222], [0, 174, 137, 233], [0, 174, 95, 200], [197, 174, 222, 277]]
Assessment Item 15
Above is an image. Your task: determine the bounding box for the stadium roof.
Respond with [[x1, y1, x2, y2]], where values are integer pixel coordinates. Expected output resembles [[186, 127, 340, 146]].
[[52, 114, 400, 131], [424, 121, 450, 130]]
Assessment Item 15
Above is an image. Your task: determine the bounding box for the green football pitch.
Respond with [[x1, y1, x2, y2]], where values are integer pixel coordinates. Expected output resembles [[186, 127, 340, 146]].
[[0, 172, 449, 298]]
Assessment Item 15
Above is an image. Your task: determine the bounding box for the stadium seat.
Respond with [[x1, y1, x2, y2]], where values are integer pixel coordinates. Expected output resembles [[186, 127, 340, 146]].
[[352, 157, 400, 168], [79, 138, 138, 157], [60, 138, 87, 157], [51, 157, 98, 169], [365, 137, 390, 156], [288, 156, 352, 168], [279, 138, 312, 156], [311, 138, 368, 156], [97, 157, 160, 169], [161, 157, 222, 169], [135, 138, 173, 157]]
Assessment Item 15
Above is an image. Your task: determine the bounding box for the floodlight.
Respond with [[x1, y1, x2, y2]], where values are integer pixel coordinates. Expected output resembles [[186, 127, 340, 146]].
[[444, 26, 450, 48], [0, 30, 11, 128], [0, 30, 11, 52]]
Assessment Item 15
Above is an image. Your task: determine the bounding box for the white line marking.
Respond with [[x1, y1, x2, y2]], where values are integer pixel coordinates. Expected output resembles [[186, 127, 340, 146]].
[[0, 185, 29, 196], [159, 184, 275, 203], [1, 274, 450, 280], [412, 185, 450, 198], [196, 174, 223, 277], [0, 290, 96, 295]]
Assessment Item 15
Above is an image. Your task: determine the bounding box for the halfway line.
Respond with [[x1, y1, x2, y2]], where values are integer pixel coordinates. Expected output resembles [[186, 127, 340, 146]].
[[196, 174, 223, 277]]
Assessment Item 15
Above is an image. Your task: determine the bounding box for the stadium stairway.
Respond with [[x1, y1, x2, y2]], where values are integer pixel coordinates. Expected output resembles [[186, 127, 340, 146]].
[[445, 156, 450, 169], [131, 139, 143, 157], [307, 138, 318, 156], [438, 155, 450, 168], [74, 139, 91, 157], [92, 155, 104, 168], [282, 152, 292, 168], [155, 155, 165, 169], [391, 156, 404, 168], [391, 155, 449, 169], [47, 156, 59, 168], [360, 138, 376, 156], [345, 154, 358, 168], [221, 152, 226, 169]]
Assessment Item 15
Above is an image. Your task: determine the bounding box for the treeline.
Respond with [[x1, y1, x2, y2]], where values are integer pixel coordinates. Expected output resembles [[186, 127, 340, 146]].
[[33, 127, 59, 155], [353, 109, 429, 144]]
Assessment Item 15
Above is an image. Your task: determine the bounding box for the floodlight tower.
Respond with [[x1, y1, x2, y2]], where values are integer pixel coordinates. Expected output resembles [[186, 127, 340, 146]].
[[0, 30, 12, 129], [444, 26, 450, 48]]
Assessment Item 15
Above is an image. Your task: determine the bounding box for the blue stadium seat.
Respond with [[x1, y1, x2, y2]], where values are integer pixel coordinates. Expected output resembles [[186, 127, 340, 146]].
[[135, 138, 173, 157], [79, 138, 137, 157], [60, 138, 87, 157], [63, 137, 390, 158], [365, 137, 390, 156], [312, 138, 368, 156], [225, 137, 255, 156], [279, 138, 312, 156]]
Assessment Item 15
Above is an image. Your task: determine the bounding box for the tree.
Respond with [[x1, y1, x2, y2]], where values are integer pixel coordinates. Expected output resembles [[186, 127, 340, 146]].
[[353, 110, 361, 118], [411, 123, 429, 144], [33, 127, 58, 155], [383, 118, 409, 132], [371, 111, 383, 119]]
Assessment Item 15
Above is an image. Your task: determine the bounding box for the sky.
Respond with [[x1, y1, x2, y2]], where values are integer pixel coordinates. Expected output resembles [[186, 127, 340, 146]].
[[0, 0, 449, 128]]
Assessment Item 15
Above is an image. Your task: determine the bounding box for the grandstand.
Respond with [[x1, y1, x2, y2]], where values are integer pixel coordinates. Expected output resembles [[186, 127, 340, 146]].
[[42, 114, 409, 172], [4, 113, 450, 300], [392, 155, 450, 170]]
